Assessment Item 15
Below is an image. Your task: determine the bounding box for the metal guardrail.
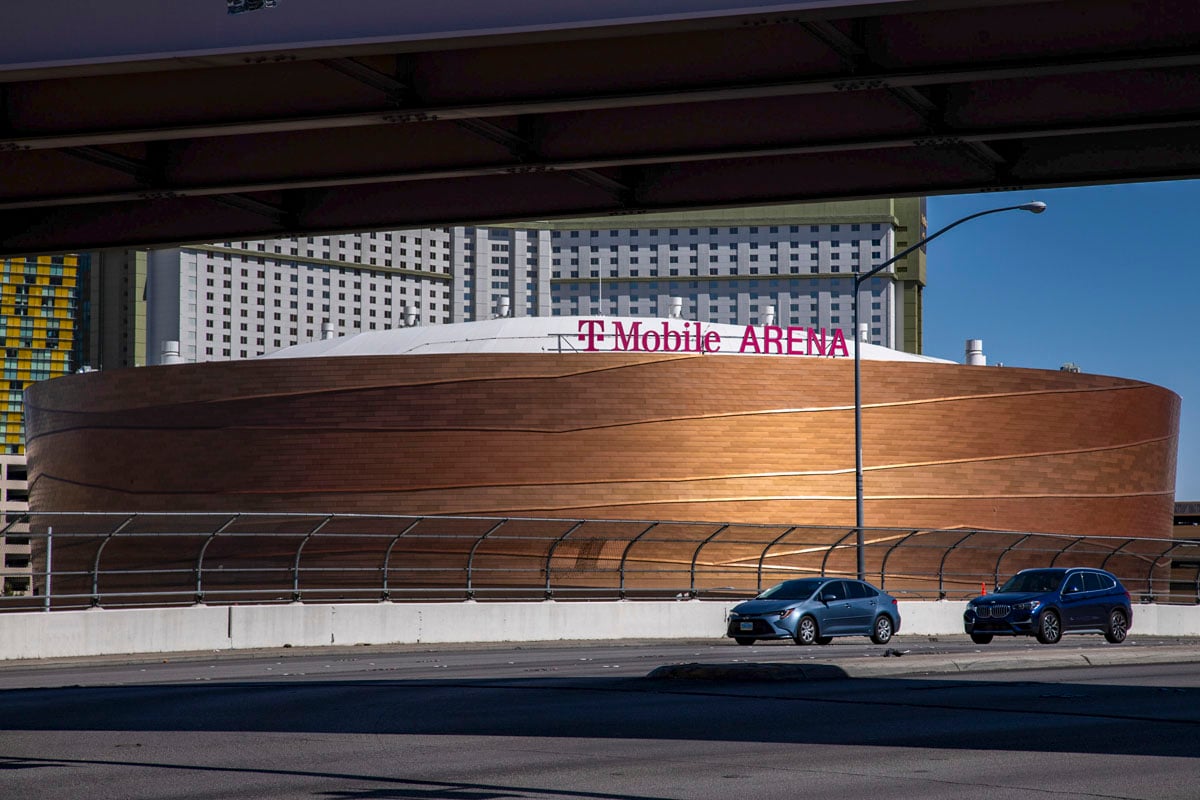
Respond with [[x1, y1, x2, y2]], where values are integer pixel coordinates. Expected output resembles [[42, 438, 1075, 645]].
[[1, 512, 1197, 611]]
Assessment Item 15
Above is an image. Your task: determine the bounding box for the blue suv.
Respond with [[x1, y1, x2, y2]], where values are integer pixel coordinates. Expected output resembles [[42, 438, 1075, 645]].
[[964, 568, 1132, 645]]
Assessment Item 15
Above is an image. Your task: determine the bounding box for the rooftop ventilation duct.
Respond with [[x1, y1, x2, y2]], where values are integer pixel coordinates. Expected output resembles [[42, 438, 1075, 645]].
[[965, 339, 986, 366], [160, 340, 184, 365]]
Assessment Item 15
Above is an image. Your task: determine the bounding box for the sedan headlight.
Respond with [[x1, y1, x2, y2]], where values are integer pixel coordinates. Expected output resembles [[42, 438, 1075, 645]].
[[776, 609, 794, 620]]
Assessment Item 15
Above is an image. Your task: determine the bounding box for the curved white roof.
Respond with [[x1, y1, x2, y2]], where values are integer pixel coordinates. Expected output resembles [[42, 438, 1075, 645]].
[[263, 316, 953, 363]]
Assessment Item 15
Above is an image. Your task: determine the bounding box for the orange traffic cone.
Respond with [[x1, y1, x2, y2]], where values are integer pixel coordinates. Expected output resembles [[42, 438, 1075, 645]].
[[981, 581, 987, 595]]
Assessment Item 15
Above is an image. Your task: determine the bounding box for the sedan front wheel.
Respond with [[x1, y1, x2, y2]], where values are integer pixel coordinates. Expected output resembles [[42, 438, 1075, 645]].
[[794, 615, 819, 646]]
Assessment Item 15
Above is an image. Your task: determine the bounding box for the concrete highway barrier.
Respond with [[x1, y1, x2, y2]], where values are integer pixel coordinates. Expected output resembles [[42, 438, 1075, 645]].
[[2, 600, 1198, 661]]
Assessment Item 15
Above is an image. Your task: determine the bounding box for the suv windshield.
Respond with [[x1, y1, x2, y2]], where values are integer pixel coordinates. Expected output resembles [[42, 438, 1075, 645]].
[[999, 570, 1065, 594], [757, 578, 824, 601]]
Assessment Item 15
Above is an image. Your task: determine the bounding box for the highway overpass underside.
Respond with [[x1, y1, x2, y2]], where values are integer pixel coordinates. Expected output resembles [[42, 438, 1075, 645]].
[[3, 0, 1200, 254]]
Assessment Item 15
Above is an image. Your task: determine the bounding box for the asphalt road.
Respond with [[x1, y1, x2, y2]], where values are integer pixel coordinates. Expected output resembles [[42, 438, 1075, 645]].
[[2, 636, 1199, 799]]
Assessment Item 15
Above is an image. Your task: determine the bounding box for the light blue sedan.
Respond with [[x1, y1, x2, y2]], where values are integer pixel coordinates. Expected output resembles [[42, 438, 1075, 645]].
[[726, 577, 901, 645]]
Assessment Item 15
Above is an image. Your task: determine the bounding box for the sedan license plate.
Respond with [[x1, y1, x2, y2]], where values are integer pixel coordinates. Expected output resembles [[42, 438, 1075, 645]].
[[739, 621, 753, 631]]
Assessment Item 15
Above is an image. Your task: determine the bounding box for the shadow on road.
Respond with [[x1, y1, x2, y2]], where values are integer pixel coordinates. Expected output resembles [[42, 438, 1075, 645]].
[[1, 666, 1197, 760]]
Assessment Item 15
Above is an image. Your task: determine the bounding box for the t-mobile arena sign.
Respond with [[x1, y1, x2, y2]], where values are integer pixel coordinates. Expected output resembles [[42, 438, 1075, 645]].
[[575, 319, 849, 356]]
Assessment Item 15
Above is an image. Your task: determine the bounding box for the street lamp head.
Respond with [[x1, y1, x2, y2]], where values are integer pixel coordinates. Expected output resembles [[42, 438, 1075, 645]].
[[1019, 201, 1047, 214]]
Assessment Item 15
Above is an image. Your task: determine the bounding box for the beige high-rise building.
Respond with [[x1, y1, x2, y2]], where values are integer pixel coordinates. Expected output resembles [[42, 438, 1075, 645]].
[[142, 199, 927, 365]]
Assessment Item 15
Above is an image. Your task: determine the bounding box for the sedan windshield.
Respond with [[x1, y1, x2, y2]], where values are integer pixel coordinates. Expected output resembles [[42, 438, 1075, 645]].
[[757, 579, 824, 601], [999, 570, 1064, 593]]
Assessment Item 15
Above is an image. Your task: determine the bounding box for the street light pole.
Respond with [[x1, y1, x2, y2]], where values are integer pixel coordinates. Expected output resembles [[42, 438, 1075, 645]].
[[851, 201, 1046, 581]]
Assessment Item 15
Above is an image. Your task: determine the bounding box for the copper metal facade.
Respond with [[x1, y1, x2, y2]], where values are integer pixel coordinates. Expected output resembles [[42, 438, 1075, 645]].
[[25, 353, 1179, 537]]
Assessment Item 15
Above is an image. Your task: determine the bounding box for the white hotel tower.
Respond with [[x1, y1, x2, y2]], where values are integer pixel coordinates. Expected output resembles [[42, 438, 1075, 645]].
[[145, 198, 926, 364]]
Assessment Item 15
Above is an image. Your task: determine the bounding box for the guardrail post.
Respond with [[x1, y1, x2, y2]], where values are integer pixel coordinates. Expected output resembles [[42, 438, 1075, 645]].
[[380, 518, 423, 600], [292, 515, 334, 602], [689, 525, 729, 597], [757, 526, 797, 594], [1048, 536, 1085, 568], [465, 519, 508, 600], [937, 530, 979, 600], [1146, 542, 1187, 603], [194, 514, 241, 604], [994, 533, 1032, 592], [1098, 539, 1136, 573], [43, 526, 52, 612], [879, 529, 921, 591], [820, 529, 858, 577], [618, 523, 659, 599], [91, 515, 137, 608], [543, 520, 585, 599]]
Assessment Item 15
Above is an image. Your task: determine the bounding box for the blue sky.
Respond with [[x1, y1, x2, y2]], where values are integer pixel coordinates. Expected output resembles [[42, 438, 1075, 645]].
[[924, 182, 1199, 501]]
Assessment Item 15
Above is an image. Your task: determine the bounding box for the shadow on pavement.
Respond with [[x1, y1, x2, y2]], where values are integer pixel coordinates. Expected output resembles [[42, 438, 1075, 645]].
[[1, 666, 1198, 760]]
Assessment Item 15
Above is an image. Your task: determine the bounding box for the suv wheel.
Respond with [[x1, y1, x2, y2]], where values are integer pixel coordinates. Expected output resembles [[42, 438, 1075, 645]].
[[1035, 610, 1062, 644], [1104, 609, 1129, 644]]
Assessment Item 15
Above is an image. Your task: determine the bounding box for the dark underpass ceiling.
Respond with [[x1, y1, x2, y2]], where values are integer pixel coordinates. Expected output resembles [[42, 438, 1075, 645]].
[[3, 0, 1200, 255]]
